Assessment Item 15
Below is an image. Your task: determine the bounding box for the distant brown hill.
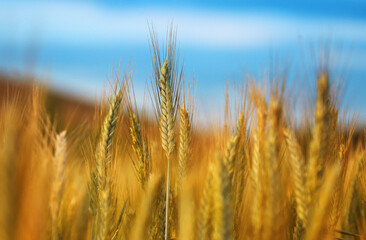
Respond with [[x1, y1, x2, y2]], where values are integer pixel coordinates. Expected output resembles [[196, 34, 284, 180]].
[[0, 73, 96, 130]]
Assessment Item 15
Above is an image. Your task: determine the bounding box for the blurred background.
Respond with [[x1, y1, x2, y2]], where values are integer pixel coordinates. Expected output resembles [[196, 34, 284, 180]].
[[0, 0, 365, 122]]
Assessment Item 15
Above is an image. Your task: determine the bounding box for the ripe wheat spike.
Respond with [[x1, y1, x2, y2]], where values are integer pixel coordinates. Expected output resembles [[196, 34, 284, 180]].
[[284, 129, 308, 239], [178, 101, 191, 187], [90, 87, 124, 240], [307, 73, 330, 201], [158, 59, 176, 240], [129, 112, 150, 188], [50, 131, 67, 240]]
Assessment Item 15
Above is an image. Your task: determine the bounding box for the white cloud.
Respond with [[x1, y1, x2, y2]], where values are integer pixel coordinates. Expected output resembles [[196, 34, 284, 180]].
[[0, 2, 365, 48]]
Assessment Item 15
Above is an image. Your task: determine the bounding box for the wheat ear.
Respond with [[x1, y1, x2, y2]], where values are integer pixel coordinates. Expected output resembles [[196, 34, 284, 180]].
[[305, 163, 340, 240], [50, 131, 67, 240], [284, 129, 308, 239], [129, 112, 150, 188], [178, 101, 191, 187], [159, 60, 175, 157], [90, 89, 123, 240], [148, 181, 166, 240], [196, 163, 214, 240], [340, 151, 364, 230], [307, 73, 330, 201], [222, 113, 243, 238], [223, 112, 243, 183], [158, 59, 176, 240], [263, 98, 283, 238], [250, 106, 265, 238], [212, 155, 233, 240]]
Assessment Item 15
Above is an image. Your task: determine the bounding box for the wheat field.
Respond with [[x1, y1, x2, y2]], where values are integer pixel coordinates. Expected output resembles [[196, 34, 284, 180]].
[[0, 32, 365, 240]]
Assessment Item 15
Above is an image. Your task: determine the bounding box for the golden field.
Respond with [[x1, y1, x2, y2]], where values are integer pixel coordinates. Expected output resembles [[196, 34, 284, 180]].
[[0, 34, 365, 240]]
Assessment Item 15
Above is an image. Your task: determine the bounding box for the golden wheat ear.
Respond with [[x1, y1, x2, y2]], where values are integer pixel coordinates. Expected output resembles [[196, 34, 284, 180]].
[[212, 154, 233, 240], [159, 59, 176, 158], [89, 88, 123, 213], [223, 112, 244, 184], [50, 131, 67, 240], [284, 129, 308, 239], [148, 179, 166, 240], [196, 162, 214, 240], [221, 113, 242, 239], [158, 59, 176, 240], [149, 26, 183, 239], [249, 84, 268, 238], [305, 163, 341, 240], [178, 101, 191, 187], [307, 72, 330, 201], [250, 124, 263, 238], [126, 76, 151, 189], [89, 81, 127, 240], [129, 111, 150, 188]]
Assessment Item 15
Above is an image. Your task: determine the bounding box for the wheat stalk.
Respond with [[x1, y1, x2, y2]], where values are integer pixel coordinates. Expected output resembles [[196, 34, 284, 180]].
[[178, 178, 195, 240], [131, 174, 163, 240]]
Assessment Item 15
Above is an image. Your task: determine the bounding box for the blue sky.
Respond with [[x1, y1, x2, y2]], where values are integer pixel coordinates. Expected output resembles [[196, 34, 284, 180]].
[[0, 0, 365, 121]]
